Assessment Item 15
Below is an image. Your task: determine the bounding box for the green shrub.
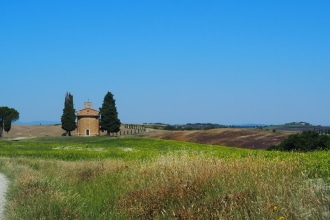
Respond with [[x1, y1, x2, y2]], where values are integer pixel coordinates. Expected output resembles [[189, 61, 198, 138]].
[[269, 131, 330, 151]]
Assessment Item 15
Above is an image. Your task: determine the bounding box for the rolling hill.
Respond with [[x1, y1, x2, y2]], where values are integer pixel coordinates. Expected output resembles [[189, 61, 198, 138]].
[[3, 125, 292, 150]]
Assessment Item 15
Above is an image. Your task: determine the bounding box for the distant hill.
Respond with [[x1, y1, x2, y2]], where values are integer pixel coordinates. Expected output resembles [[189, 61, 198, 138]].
[[141, 128, 291, 149], [3, 124, 65, 137], [232, 123, 269, 128], [14, 120, 61, 125], [268, 122, 330, 133]]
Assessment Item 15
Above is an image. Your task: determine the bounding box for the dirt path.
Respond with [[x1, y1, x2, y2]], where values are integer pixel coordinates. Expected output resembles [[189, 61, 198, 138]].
[[0, 173, 8, 220]]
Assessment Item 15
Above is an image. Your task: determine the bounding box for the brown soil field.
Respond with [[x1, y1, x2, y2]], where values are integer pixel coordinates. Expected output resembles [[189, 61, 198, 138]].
[[3, 125, 292, 150], [2, 125, 65, 138], [141, 128, 292, 150]]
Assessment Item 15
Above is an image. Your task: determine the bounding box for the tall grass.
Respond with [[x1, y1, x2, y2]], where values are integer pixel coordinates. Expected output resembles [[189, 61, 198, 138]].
[[0, 137, 329, 219]]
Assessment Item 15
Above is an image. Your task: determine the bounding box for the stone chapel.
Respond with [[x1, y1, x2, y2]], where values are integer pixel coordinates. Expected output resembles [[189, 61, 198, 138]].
[[76, 102, 100, 136]]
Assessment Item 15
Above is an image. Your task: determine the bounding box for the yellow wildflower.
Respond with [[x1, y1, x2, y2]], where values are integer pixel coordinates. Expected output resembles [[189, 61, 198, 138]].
[[269, 204, 278, 211]]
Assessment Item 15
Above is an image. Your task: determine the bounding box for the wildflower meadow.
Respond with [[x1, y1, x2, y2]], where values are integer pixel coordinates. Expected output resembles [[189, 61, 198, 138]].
[[0, 136, 329, 219]]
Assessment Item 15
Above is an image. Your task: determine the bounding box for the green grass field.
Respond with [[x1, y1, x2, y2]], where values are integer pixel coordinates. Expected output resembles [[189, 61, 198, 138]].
[[0, 136, 329, 219]]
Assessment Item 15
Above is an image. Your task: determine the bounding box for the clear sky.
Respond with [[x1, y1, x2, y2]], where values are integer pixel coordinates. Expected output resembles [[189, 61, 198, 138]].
[[1, 0, 329, 125]]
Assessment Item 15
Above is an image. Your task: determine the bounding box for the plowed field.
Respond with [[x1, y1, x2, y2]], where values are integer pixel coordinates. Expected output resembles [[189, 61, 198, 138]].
[[141, 129, 291, 149]]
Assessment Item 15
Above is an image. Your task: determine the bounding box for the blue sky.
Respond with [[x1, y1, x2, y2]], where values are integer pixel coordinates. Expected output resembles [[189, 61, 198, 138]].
[[1, 0, 329, 125]]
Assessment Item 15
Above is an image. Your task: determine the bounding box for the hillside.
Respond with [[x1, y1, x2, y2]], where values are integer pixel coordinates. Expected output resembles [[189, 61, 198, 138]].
[[2, 125, 133, 138], [2, 125, 65, 137], [141, 128, 291, 149], [3, 125, 291, 150]]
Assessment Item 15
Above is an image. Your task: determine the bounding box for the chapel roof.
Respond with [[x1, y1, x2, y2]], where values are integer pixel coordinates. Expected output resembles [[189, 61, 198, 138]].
[[77, 107, 99, 117]]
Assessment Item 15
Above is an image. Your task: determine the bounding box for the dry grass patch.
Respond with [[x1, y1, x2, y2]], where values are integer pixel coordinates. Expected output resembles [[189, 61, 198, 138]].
[[115, 154, 329, 219]]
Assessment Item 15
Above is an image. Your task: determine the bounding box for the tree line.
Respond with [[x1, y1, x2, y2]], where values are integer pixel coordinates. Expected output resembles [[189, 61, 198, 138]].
[[268, 131, 330, 151], [61, 91, 121, 136]]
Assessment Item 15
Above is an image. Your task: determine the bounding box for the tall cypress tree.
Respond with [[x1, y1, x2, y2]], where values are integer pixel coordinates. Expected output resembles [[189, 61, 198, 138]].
[[100, 91, 121, 135], [61, 92, 76, 136]]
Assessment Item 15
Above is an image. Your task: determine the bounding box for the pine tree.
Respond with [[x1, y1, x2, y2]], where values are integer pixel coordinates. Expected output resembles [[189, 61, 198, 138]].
[[100, 91, 121, 135], [0, 106, 19, 137], [61, 92, 76, 136]]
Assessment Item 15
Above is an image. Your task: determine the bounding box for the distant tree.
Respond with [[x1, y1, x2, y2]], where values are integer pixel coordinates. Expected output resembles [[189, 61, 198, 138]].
[[61, 92, 76, 136], [0, 106, 19, 137], [100, 91, 121, 135]]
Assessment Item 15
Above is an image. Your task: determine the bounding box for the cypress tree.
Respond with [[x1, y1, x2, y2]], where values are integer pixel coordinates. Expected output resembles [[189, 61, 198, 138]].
[[61, 92, 76, 136], [100, 91, 121, 135]]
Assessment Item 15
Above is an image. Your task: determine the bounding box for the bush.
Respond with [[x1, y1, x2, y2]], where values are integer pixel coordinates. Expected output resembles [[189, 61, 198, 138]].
[[268, 131, 330, 151]]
